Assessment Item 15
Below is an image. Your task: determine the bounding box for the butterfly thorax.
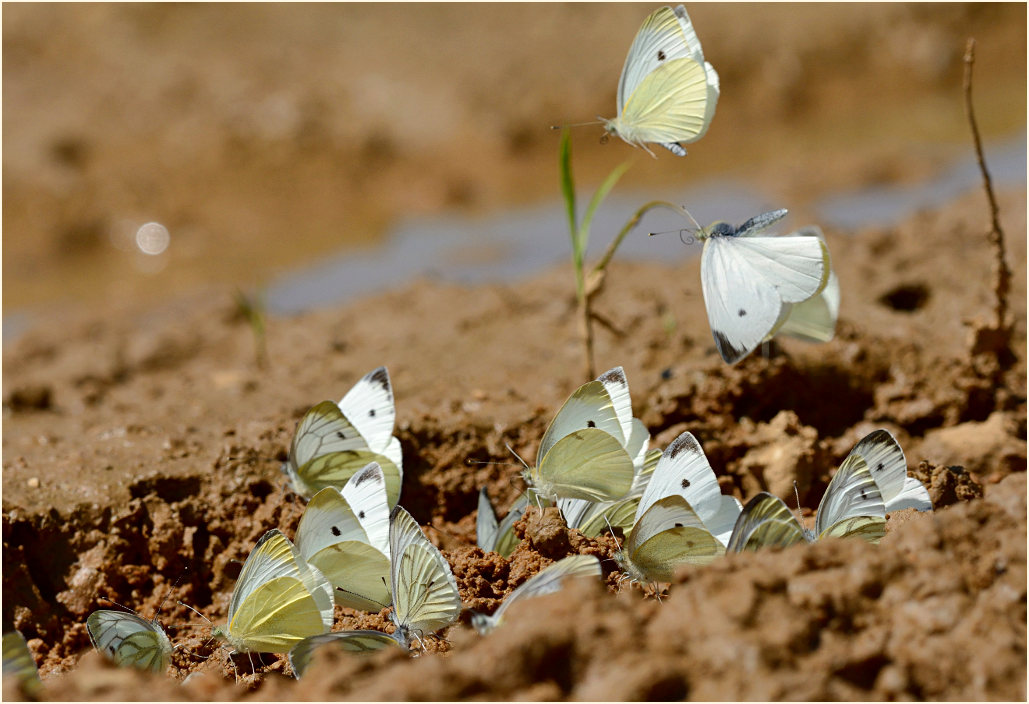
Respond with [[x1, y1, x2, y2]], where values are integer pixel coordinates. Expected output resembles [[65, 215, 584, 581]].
[[697, 222, 736, 240]]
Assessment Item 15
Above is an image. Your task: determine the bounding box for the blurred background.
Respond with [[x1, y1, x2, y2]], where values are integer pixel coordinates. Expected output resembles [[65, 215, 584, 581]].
[[3, 3, 1025, 330]]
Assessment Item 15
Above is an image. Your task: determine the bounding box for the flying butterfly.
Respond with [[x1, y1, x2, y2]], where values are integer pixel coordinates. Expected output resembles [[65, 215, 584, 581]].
[[603, 5, 719, 156], [685, 208, 831, 364], [282, 366, 403, 506]]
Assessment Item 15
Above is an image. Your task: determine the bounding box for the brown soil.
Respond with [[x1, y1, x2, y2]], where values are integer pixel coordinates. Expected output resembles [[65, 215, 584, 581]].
[[3, 4, 1027, 701]]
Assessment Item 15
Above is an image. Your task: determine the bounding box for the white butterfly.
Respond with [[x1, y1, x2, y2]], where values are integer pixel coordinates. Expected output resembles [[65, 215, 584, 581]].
[[559, 445, 662, 538], [694, 208, 831, 364], [288, 630, 401, 679], [471, 555, 602, 635], [282, 367, 404, 506], [85, 609, 173, 673], [294, 463, 392, 612], [3, 630, 43, 697], [726, 434, 895, 552], [213, 529, 334, 656], [604, 4, 719, 156], [523, 371, 638, 504], [388, 506, 462, 649], [776, 227, 840, 344], [615, 431, 742, 583], [476, 488, 528, 558], [849, 429, 932, 513]]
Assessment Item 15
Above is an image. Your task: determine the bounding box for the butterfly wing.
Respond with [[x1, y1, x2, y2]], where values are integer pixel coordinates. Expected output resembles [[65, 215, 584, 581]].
[[814, 454, 887, 542], [388, 507, 462, 647], [559, 495, 640, 537], [294, 450, 402, 508], [701, 233, 830, 364], [337, 367, 396, 455], [288, 630, 400, 678], [618, 57, 710, 145], [538, 380, 624, 463], [725, 492, 808, 552], [295, 480, 391, 611], [596, 367, 635, 449], [476, 488, 500, 552], [850, 429, 932, 513], [289, 401, 368, 472], [636, 432, 740, 546], [341, 462, 392, 555], [225, 529, 334, 654], [85, 610, 172, 673], [487, 555, 602, 630], [533, 428, 635, 502], [2, 630, 42, 697], [623, 496, 723, 582]]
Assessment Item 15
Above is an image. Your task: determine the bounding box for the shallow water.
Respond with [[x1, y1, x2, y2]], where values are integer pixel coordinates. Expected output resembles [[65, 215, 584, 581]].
[[263, 132, 1026, 315], [2, 133, 1024, 340]]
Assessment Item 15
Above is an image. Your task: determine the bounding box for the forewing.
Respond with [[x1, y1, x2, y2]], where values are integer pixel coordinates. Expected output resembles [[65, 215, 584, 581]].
[[494, 495, 528, 558], [701, 237, 786, 364], [337, 367, 396, 454], [618, 6, 702, 109], [493, 555, 601, 623], [849, 429, 930, 513], [815, 455, 886, 536], [596, 366, 635, 448], [725, 492, 807, 552], [389, 507, 462, 640], [637, 432, 728, 535], [724, 235, 830, 302], [535, 428, 635, 502], [86, 611, 170, 672], [229, 530, 310, 624], [341, 462, 392, 555], [538, 380, 623, 463], [289, 631, 400, 678]]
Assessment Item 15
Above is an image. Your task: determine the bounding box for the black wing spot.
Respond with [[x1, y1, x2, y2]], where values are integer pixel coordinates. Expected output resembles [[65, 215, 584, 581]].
[[109, 645, 117, 655], [337, 430, 348, 439], [331, 526, 341, 537], [674, 522, 683, 528], [369, 409, 376, 417], [587, 420, 596, 428], [738, 309, 747, 317], [681, 478, 691, 489], [860, 489, 867, 499], [369, 367, 391, 392], [657, 49, 666, 61], [876, 462, 884, 472], [669, 433, 699, 459], [358, 510, 365, 519]]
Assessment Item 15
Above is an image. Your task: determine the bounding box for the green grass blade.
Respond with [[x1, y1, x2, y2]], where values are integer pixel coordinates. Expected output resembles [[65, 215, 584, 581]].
[[578, 161, 631, 255], [559, 129, 578, 252]]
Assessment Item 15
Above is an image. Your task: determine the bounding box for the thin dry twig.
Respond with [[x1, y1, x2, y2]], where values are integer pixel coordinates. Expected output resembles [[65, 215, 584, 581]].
[[962, 38, 1011, 339]]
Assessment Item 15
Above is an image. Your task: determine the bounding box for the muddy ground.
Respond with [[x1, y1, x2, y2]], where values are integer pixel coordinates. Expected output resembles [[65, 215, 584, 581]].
[[3, 3, 1027, 701]]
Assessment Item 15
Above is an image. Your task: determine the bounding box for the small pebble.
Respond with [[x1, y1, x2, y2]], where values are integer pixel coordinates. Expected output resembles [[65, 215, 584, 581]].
[[27, 477, 40, 488]]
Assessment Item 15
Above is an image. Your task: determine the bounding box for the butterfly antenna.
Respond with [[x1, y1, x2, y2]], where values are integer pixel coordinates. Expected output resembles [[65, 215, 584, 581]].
[[154, 568, 188, 623], [177, 601, 214, 627], [504, 443, 530, 470], [465, 458, 520, 467], [96, 594, 139, 615], [549, 119, 603, 131], [790, 480, 807, 525]]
